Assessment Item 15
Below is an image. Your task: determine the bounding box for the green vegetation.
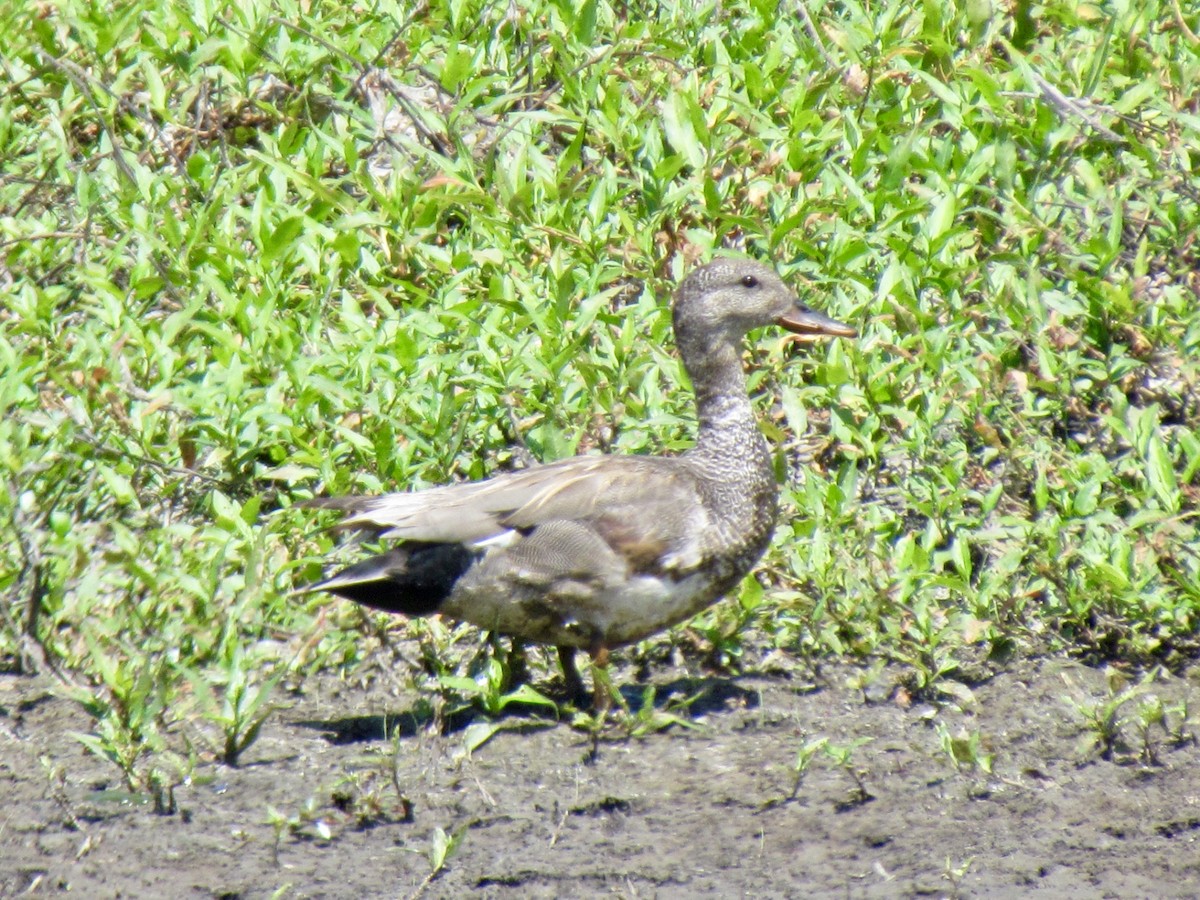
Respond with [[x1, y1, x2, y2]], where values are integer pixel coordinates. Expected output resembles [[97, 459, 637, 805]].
[[2, 0, 1198, 794]]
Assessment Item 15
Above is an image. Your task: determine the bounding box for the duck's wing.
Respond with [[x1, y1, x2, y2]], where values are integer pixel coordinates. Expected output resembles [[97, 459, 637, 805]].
[[307, 455, 709, 574]]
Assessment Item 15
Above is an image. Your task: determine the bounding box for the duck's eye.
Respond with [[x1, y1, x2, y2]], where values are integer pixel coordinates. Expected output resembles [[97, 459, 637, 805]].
[[740, 275, 759, 288]]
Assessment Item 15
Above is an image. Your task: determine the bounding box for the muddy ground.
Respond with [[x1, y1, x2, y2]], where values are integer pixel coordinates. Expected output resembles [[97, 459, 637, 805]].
[[2, 650, 1199, 899]]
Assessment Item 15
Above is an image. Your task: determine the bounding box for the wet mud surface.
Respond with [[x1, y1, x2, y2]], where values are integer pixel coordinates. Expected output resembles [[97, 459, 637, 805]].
[[2, 655, 1199, 898]]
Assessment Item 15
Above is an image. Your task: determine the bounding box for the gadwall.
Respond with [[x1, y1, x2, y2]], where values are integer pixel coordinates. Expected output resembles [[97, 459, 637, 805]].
[[304, 259, 856, 703]]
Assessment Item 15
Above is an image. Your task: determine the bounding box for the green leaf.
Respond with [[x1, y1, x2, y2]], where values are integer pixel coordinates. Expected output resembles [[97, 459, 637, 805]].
[[574, 0, 597, 43], [1145, 432, 1179, 511], [441, 42, 472, 92], [661, 88, 706, 169], [263, 216, 305, 264]]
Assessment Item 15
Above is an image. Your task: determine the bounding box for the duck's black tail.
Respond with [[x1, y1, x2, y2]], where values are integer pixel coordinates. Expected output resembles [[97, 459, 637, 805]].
[[304, 543, 479, 616]]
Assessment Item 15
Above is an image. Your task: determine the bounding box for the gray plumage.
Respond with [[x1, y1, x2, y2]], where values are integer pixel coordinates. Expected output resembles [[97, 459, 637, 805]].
[[302, 259, 855, 691]]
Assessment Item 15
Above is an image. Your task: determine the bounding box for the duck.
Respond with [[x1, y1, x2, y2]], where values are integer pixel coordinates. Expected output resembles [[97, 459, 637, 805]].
[[302, 258, 856, 705]]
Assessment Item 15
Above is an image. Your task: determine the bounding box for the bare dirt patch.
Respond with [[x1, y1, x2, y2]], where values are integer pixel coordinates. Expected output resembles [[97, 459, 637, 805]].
[[2, 655, 1199, 898]]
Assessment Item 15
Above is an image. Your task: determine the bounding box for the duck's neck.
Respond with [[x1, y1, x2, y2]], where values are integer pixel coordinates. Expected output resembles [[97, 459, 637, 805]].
[[681, 335, 772, 472], [675, 325, 780, 574]]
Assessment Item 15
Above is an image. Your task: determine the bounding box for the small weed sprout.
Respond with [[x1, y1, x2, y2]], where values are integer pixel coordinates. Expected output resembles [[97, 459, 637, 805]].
[[70, 650, 174, 793], [183, 645, 283, 767], [822, 737, 874, 807], [1162, 698, 1197, 748], [942, 856, 974, 897], [624, 686, 704, 737], [1068, 682, 1144, 762], [1134, 696, 1167, 766], [389, 731, 416, 823], [1132, 695, 1198, 764], [788, 736, 830, 800], [406, 826, 467, 899], [437, 655, 558, 719], [265, 795, 333, 861], [146, 750, 195, 816], [427, 825, 463, 878], [936, 723, 994, 774]]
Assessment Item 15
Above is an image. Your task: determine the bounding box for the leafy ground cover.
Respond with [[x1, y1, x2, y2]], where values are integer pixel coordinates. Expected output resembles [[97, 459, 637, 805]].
[[2, 0, 1199, 895]]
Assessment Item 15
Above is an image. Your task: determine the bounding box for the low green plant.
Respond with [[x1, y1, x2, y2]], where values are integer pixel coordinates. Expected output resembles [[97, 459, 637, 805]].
[[405, 825, 467, 900], [942, 856, 975, 898], [1, 0, 1198, 819], [822, 738, 875, 808], [622, 685, 704, 737], [426, 826, 464, 878], [786, 735, 830, 801], [1161, 698, 1197, 749], [437, 655, 559, 719], [145, 749, 197, 816], [1128, 692, 1199, 765], [936, 723, 994, 774], [1067, 677, 1143, 762], [183, 644, 283, 767], [266, 795, 333, 861], [330, 768, 414, 829], [69, 647, 175, 793]]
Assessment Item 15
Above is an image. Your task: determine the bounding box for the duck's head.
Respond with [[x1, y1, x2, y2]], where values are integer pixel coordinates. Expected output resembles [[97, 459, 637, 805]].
[[673, 258, 856, 346]]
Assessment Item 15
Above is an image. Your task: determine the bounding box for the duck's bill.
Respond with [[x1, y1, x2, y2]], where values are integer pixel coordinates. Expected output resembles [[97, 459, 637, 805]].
[[776, 305, 857, 340]]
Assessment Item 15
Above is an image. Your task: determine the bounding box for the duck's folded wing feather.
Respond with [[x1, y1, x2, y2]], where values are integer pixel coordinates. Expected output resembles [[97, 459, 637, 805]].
[[501, 460, 710, 573], [308, 456, 709, 573]]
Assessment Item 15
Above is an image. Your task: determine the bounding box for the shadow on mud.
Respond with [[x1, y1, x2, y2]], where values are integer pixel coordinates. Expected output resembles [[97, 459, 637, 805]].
[[292, 674, 764, 744]]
